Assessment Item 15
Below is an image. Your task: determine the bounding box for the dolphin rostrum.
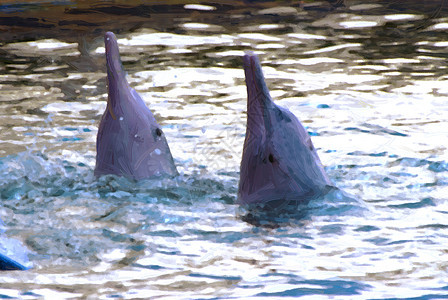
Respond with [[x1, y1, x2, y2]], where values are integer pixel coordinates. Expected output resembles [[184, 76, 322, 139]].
[[238, 53, 332, 209], [95, 32, 178, 180]]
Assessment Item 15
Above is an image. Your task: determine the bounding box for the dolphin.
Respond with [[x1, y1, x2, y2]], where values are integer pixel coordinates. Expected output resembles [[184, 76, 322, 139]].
[[94, 32, 178, 180], [238, 53, 332, 209], [0, 252, 27, 271]]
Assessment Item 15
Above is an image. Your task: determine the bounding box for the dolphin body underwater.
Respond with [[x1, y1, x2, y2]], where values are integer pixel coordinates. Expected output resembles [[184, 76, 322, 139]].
[[95, 32, 178, 179], [0, 218, 29, 271], [0, 252, 27, 271], [238, 53, 333, 210]]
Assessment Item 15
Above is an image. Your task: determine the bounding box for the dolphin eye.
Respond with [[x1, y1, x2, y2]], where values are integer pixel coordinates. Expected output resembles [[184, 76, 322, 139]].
[[308, 141, 315, 151], [268, 154, 274, 163], [155, 128, 163, 137]]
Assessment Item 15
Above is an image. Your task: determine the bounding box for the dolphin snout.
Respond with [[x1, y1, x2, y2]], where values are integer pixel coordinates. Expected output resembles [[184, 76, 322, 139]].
[[242, 52, 260, 91], [104, 31, 126, 93], [243, 53, 274, 138], [104, 32, 121, 72], [242, 52, 273, 108], [242, 52, 257, 71], [104, 31, 117, 50]]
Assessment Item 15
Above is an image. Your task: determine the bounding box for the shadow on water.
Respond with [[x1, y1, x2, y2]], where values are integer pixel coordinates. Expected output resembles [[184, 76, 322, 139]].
[[241, 187, 365, 228], [255, 278, 372, 297]]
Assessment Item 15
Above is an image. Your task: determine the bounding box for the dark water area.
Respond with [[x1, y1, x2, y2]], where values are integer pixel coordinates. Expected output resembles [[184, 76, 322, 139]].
[[0, 0, 448, 299]]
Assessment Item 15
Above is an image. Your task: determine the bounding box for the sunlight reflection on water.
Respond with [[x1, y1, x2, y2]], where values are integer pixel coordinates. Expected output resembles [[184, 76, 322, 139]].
[[0, 0, 448, 298]]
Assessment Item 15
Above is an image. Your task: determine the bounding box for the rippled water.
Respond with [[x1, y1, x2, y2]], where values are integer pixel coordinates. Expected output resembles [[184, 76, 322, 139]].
[[1, 1, 448, 298]]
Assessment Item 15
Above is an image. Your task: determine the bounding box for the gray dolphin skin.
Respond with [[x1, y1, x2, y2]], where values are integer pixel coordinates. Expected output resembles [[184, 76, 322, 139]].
[[0, 252, 27, 271], [238, 53, 332, 208], [94, 32, 178, 179]]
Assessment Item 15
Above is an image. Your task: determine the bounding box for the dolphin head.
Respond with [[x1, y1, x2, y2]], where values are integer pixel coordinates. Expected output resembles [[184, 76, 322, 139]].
[[94, 32, 178, 180], [238, 53, 332, 208]]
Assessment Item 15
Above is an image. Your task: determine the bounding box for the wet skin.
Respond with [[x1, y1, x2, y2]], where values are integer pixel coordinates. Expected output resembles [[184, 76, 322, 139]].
[[95, 32, 178, 180], [238, 53, 332, 209]]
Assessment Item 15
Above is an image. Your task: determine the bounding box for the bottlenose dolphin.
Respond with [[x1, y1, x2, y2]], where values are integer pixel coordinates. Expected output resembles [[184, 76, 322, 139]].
[[238, 53, 332, 209], [95, 32, 178, 179], [0, 252, 27, 271]]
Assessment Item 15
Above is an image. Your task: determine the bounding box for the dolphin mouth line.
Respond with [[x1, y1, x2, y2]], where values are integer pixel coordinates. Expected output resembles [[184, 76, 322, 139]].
[[248, 55, 268, 109], [245, 54, 274, 138], [134, 143, 160, 170], [107, 97, 117, 120], [249, 56, 261, 97]]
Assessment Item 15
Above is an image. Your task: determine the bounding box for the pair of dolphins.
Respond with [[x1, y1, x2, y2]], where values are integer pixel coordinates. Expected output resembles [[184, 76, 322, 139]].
[[0, 31, 332, 271], [95, 32, 331, 207]]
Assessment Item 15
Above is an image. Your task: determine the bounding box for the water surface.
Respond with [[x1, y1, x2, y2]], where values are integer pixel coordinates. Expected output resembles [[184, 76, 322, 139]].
[[0, 1, 448, 298]]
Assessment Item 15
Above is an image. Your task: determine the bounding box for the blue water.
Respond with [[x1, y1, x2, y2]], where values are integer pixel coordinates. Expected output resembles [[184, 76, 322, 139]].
[[1, 0, 448, 298]]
